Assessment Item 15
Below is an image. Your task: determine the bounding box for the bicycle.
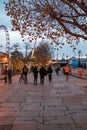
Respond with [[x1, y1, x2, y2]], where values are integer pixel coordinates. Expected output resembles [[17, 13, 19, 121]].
[[19, 74, 27, 84]]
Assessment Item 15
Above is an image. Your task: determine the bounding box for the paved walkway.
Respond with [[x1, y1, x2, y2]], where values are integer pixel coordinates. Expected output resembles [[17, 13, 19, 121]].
[[0, 72, 87, 130]]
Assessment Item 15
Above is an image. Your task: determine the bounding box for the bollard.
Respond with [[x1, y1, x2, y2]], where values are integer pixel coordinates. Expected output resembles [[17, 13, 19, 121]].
[[78, 68, 82, 76]]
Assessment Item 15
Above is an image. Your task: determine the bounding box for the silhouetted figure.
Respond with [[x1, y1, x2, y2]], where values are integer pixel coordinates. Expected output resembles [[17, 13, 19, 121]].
[[22, 65, 28, 82], [39, 66, 46, 85], [33, 66, 38, 85], [3, 66, 8, 83], [56, 66, 60, 75], [47, 65, 53, 82], [8, 66, 13, 84]]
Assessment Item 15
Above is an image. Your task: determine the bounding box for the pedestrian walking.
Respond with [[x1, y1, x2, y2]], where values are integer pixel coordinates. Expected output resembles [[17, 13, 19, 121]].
[[33, 66, 38, 85], [47, 65, 53, 82], [8, 66, 13, 84], [64, 64, 70, 81], [56, 66, 60, 75], [22, 65, 28, 83], [39, 66, 46, 85], [3, 66, 8, 83]]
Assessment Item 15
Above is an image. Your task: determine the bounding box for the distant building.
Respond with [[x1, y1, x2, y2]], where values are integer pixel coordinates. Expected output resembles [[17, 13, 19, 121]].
[[69, 57, 87, 68], [51, 57, 87, 69], [50, 59, 69, 70], [0, 51, 9, 74]]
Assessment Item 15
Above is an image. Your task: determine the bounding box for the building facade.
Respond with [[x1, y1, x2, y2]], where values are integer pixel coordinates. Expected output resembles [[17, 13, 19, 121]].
[[0, 51, 9, 74]]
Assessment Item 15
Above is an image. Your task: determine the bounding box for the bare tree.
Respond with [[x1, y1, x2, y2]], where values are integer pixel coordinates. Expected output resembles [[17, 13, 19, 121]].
[[5, 0, 87, 49], [34, 42, 53, 65], [24, 42, 31, 57]]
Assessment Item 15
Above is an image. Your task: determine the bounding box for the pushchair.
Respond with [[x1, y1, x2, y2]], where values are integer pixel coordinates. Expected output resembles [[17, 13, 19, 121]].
[[19, 73, 27, 84]]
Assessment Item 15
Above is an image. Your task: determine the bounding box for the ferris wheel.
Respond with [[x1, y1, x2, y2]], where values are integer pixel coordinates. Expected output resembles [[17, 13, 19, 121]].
[[0, 25, 10, 54]]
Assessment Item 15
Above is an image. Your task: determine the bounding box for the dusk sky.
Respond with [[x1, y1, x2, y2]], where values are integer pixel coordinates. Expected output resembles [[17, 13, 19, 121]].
[[0, 0, 87, 59]]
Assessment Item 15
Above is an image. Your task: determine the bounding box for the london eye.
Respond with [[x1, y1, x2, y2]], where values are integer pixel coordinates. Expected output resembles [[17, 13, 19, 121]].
[[0, 25, 10, 54]]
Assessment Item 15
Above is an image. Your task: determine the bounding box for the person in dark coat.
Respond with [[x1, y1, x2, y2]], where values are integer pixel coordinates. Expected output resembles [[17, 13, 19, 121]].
[[3, 66, 8, 83], [47, 65, 53, 82], [33, 66, 38, 85], [56, 66, 60, 75], [8, 66, 13, 84], [39, 66, 46, 85], [22, 65, 28, 82]]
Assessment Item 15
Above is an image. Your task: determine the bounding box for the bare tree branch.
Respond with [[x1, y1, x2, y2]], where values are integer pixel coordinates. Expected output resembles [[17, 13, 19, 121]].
[[4, 0, 87, 46]]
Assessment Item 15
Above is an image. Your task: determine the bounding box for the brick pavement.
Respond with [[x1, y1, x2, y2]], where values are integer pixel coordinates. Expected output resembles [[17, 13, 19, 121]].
[[0, 72, 87, 130]]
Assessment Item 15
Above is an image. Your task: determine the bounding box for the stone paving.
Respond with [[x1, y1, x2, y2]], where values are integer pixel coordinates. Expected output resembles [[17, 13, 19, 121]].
[[0, 72, 87, 130]]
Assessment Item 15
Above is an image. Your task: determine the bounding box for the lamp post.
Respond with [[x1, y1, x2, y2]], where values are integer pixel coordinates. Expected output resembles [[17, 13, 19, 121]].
[[78, 50, 81, 67], [57, 53, 58, 61], [66, 55, 68, 64], [66, 55, 68, 60], [86, 54, 87, 59], [62, 53, 65, 60]]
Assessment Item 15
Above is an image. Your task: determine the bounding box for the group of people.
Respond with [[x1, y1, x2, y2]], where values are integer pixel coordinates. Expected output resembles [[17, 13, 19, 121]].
[[32, 65, 53, 85], [3, 64, 70, 85], [32, 64, 71, 84], [19, 64, 53, 85]]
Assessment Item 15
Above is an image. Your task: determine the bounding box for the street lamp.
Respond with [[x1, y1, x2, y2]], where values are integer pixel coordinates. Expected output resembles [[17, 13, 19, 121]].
[[57, 53, 58, 61], [66, 55, 68, 60], [62, 53, 65, 60], [78, 50, 81, 67], [86, 54, 87, 59]]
